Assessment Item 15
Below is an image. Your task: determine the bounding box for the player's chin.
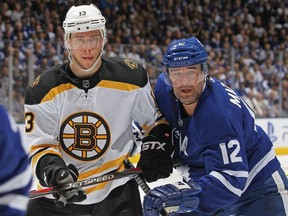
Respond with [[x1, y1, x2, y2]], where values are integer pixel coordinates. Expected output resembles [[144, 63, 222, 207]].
[[179, 96, 195, 105], [81, 62, 95, 69]]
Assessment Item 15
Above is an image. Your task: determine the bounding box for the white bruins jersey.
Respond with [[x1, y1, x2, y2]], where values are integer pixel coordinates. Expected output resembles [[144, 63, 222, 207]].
[[24, 57, 157, 204]]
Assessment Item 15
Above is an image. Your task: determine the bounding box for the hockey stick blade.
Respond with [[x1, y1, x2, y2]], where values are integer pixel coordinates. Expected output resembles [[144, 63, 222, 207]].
[[29, 167, 142, 200]]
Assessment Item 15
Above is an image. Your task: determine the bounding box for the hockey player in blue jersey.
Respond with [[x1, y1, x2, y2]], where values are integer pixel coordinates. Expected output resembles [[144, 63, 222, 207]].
[[0, 104, 32, 216], [138, 37, 288, 215]]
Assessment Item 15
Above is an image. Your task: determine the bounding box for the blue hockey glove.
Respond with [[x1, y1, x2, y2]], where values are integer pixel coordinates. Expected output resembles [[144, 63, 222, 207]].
[[143, 180, 202, 216]]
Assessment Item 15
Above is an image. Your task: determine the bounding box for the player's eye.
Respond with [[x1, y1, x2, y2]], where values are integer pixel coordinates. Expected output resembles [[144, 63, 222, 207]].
[[73, 38, 85, 46]]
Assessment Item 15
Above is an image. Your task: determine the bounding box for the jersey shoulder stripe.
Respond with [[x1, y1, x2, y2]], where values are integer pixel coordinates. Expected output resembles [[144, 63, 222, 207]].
[[25, 63, 71, 105], [97, 80, 140, 91], [25, 58, 149, 105], [41, 83, 76, 103]]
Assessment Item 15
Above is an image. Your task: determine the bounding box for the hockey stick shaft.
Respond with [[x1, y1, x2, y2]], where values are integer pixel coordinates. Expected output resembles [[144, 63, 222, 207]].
[[124, 159, 169, 216], [29, 167, 142, 199]]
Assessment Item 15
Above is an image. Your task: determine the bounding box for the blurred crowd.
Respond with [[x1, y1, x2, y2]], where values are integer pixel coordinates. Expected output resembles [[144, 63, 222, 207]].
[[0, 0, 288, 122]]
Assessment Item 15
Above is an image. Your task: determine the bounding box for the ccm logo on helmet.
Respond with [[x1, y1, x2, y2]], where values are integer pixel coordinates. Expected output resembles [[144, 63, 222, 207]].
[[174, 56, 188, 61]]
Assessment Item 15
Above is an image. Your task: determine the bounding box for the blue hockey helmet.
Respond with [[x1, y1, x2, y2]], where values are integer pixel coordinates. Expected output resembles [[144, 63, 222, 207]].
[[163, 37, 208, 71]]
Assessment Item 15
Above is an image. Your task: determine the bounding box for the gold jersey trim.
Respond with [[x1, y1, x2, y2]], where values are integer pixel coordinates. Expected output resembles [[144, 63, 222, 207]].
[[97, 80, 140, 91], [40, 80, 140, 103], [41, 83, 76, 103]]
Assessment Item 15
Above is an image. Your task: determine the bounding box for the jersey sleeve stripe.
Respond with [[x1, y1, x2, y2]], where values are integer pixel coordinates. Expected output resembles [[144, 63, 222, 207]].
[[0, 194, 29, 211], [79, 154, 127, 180], [222, 170, 248, 178], [0, 166, 32, 194], [243, 148, 276, 192], [210, 171, 243, 196], [82, 162, 127, 195]]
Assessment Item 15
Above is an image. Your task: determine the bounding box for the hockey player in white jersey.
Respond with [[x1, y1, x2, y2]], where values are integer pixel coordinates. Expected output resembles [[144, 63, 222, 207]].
[[24, 4, 167, 216], [0, 104, 32, 216]]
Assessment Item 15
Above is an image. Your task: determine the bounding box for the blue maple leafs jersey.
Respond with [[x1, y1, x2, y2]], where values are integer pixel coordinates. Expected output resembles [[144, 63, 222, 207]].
[[0, 105, 32, 216], [154, 73, 281, 213]]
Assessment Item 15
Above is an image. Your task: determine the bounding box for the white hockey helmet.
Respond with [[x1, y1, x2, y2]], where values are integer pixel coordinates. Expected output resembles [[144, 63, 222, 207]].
[[63, 4, 107, 43]]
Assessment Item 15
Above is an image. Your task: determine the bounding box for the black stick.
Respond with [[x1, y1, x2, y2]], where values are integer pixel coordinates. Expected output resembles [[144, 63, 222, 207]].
[[124, 159, 169, 216]]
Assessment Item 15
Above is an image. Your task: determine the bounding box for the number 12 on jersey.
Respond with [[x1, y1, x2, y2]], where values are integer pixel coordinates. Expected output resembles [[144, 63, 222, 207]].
[[219, 140, 243, 165]]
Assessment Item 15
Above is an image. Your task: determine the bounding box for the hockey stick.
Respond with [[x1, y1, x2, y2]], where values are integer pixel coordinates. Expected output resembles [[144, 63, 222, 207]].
[[124, 159, 169, 216], [29, 167, 142, 200]]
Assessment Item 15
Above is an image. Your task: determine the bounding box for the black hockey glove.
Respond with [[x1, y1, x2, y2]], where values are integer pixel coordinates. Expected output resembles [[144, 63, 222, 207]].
[[137, 124, 173, 183], [37, 154, 86, 208]]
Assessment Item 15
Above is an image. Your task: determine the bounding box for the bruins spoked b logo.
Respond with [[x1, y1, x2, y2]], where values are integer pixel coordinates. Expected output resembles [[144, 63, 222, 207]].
[[60, 112, 110, 161]]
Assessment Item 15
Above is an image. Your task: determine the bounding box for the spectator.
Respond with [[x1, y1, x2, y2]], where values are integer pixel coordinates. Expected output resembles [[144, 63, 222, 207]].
[[0, 0, 288, 118]]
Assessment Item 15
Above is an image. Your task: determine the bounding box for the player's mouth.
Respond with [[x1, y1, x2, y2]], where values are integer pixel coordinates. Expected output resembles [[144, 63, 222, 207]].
[[180, 88, 192, 93], [83, 57, 94, 61]]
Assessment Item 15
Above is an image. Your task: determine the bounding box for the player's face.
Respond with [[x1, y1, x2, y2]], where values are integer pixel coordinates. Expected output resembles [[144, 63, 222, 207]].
[[69, 30, 103, 70], [169, 65, 206, 105]]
